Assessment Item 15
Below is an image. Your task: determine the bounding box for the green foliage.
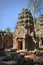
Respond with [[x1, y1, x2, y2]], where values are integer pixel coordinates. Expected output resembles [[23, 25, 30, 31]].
[[0, 30, 3, 32], [5, 28, 11, 33]]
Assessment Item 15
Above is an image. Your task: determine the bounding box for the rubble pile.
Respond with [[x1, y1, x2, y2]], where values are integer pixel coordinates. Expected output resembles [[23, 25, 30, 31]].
[[0, 49, 43, 65]]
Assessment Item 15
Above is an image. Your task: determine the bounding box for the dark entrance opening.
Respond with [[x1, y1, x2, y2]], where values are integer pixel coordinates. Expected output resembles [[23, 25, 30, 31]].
[[42, 39, 43, 45], [18, 41, 22, 50]]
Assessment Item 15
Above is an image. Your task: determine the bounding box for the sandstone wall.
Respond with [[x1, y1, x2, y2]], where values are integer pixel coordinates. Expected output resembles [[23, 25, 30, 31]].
[[0, 32, 13, 50]]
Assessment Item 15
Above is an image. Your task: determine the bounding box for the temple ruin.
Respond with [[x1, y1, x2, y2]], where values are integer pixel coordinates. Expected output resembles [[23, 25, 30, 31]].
[[13, 8, 36, 51], [0, 32, 13, 50], [0, 8, 43, 51], [35, 15, 43, 50]]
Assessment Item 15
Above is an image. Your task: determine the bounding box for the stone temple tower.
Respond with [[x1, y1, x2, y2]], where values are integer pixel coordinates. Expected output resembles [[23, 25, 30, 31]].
[[13, 8, 35, 51]]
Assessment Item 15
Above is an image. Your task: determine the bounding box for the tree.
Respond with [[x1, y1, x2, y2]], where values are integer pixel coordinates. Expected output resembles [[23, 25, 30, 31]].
[[28, 0, 43, 51], [5, 27, 11, 33], [28, 0, 43, 23]]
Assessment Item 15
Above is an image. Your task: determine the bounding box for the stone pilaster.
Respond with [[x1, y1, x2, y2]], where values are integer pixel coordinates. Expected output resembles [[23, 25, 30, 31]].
[[23, 39, 25, 50]]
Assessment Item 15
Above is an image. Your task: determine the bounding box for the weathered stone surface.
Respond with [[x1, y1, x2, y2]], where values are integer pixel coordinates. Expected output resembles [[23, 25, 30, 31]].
[[13, 8, 36, 51], [0, 8, 43, 52], [0, 32, 13, 50], [35, 15, 43, 50]]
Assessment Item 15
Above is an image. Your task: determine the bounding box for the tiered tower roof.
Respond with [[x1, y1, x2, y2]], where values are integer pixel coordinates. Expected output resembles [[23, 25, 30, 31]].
[[14, 8, 34, 38]]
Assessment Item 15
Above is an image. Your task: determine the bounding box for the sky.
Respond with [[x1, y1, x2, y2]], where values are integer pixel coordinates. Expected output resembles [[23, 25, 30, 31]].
[[0, 0, 28, 32], [0, 0, 43, 32]]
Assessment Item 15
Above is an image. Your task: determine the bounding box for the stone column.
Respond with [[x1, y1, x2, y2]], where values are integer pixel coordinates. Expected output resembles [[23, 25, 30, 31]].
[[39, 36, 42, 48], [23, 39, 25, 51]]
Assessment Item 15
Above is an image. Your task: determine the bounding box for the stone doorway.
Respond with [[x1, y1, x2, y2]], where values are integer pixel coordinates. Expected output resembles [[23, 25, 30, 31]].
[[18, 41, 23, 50], [39, 38, 43, 49], [41, 38, 43, 45]]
